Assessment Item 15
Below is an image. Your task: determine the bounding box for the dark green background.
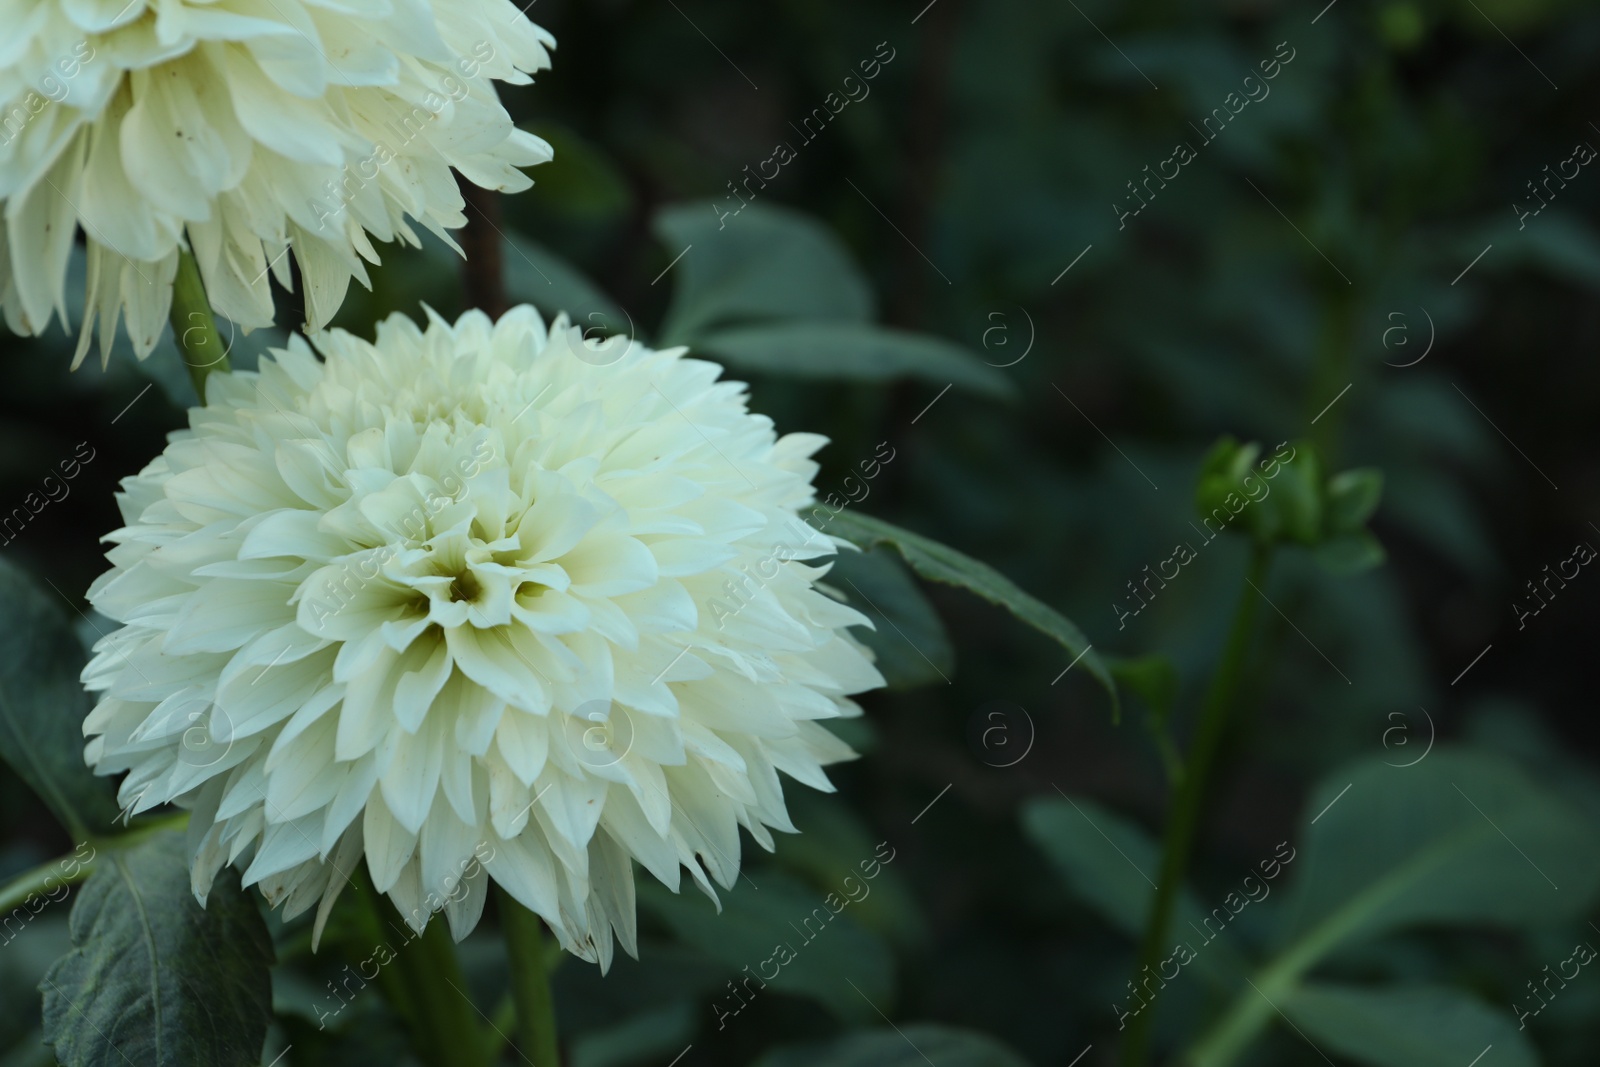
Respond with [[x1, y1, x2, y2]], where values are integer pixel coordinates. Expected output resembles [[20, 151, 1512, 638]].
[[4, 0, 1600, 1064]]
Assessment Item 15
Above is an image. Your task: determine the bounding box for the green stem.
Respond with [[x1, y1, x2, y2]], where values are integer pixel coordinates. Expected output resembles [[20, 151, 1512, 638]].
[[359, 881, 490, 1067], [499, 886, 562, 1067], [1120, 545, 1273, 1067], [0, 851, 95, 916], [169, 247, 230, 399], [1185, 817, 1504, 1066], [484, 994, 516, 1063], [0, 811, 191, 916]]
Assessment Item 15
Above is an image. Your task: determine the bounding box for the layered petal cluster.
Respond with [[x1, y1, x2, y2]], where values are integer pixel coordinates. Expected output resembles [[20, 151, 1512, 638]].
[[82, 305, 884, 966], [0, 0, 553, 364]]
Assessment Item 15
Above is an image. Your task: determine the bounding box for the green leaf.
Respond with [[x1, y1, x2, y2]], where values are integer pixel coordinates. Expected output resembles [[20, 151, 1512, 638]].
[[0, 556, 121, 839], [751, 1025, 1034, 1067], [41, 831, 274, 1067], [828, 548, 955, 689], [1189, 749, 1599, 1066], [1021, 796, 1247, 985], [0, 912, 69, 1061], [503, 235, 630, 336], [1282, 984, 1538, 1067], [654, 202, 873, 343], [637, 872, 894, 1023], [1312, 531, 1386, 574], [1273, 444, 1324, 545], [1325, 468, 1383, 533], [1279, 750, 1600, 952], [824, 509, 1116, 711], [695, 322, 1016, 400]]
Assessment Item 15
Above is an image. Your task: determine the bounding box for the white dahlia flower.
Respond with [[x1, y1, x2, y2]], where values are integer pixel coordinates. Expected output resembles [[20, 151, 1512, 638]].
[[81, 305, 885, 966], [0, 0, 553, 366]]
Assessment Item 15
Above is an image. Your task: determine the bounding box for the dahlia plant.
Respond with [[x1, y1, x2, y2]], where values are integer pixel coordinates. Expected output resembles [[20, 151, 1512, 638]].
[[0, 9, 1138, 1066]]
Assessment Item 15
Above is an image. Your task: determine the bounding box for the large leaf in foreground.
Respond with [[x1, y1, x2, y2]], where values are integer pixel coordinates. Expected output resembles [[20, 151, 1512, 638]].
[[696, 322, 1016, 399], [1282, 984, 1537, 1067], [41, 832, 274, 1067], [753, 1025, 1033, 1067], [826, 510, 1116, 709], [0, 556, 120, 839]]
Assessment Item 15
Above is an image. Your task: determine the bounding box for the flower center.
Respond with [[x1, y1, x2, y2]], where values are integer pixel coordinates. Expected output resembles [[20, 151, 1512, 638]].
[[449, 569, 483, 604]]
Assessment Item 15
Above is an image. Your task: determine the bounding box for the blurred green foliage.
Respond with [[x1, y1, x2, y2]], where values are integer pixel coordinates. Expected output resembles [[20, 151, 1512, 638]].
[[4, 0, 1600, 1065]]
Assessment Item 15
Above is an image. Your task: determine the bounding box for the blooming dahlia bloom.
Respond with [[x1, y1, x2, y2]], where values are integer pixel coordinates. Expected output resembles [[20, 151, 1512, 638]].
[[82, 305, 884, 966], [0, 0, 552, 365]]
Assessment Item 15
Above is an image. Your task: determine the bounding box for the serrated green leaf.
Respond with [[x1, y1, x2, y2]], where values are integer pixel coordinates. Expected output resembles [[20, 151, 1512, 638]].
[[1283, 984, 1538, 1067], [40, 832, 274, 1067], [695, 322, 1016, 400], [0, 556, 120, 839], [637, 872, 894, 1024], [824, 510, 1116, 711], [828, 548, 955, 689], [654, 202, 873, 343], [751, 1025, 1034, 1067]]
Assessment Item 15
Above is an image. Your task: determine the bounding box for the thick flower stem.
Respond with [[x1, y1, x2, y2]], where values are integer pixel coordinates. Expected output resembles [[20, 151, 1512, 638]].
[[499, 887, 562, 1067], [1119, 545, 1272, 1067], [0, 852, 95, 915], [168, 247, 230, 399], [361, 884, 490, 1067], [0, 811, 191, 915]]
